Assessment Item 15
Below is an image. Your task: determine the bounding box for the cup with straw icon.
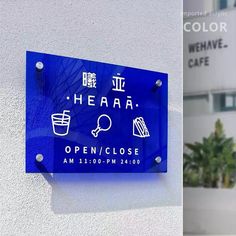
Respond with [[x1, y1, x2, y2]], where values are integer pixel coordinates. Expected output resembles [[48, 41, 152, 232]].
[[51, 110, 71, 136]]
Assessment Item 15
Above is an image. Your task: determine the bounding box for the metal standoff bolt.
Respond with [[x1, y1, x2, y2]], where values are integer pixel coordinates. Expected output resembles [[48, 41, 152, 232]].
[[155, 79, 162, 87], [155, 156, 162, 164], [35, 61, 44, 71], [36, 154, 44, 162]]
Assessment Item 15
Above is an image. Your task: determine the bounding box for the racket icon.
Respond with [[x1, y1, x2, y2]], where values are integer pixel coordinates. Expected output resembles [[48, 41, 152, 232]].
[[91, 114, 112, 138]]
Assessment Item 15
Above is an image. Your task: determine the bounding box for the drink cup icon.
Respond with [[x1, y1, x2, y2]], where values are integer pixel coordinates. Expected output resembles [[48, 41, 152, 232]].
[[51, 110, 70, 136]]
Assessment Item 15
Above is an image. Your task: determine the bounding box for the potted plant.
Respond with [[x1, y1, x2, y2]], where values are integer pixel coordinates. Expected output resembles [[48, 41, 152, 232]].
[[183, 119, 236, 234]]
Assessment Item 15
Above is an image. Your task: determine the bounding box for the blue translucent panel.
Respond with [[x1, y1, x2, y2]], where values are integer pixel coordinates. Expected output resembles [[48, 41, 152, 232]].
[[26, 51, 168, 173]]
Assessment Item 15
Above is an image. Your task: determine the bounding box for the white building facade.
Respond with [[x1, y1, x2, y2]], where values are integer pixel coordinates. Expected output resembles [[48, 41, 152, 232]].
[[184, 8, 236, 144]]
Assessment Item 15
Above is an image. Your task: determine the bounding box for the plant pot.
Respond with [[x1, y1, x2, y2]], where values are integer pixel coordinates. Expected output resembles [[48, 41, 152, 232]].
[[184, 187, 236, 235]]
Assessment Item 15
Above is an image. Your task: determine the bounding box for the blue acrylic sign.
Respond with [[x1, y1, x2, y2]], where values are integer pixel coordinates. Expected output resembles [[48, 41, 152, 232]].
[[26, 51, 168, 173]]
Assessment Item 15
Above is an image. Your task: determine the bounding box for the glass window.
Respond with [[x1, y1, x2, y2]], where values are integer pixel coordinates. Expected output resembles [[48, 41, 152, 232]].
[[227, 0, 236, 7], [184, 94, 209, 117], [218, 0, 236, 9], [213, 93, 236, 112], [225, 94, 234, 107], [219, 0, 227, 9]]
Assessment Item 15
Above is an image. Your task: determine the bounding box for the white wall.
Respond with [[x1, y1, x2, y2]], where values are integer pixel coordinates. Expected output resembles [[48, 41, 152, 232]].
[[0, 1, 182, 235], [184, 9, 236, 94], [184, 188, 236, 234], [183, 0, 215, 14], [184, 112, 236, 144], [183, 9, 236, 144]]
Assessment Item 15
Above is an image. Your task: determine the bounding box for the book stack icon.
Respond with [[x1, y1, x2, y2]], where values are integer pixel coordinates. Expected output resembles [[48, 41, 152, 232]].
[[133, 117, 150, 138]]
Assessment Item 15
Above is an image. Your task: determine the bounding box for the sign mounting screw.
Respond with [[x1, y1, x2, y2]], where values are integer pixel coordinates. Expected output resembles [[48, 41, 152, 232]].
[[36, 154, 44, 162], [155, 156, 162, 164], [35, 61, 44, 71], [155, 79, 162, 87]]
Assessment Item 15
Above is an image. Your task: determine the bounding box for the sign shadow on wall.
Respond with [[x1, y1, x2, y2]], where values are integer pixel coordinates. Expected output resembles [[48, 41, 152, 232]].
[[36, 109, 181, 214]]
